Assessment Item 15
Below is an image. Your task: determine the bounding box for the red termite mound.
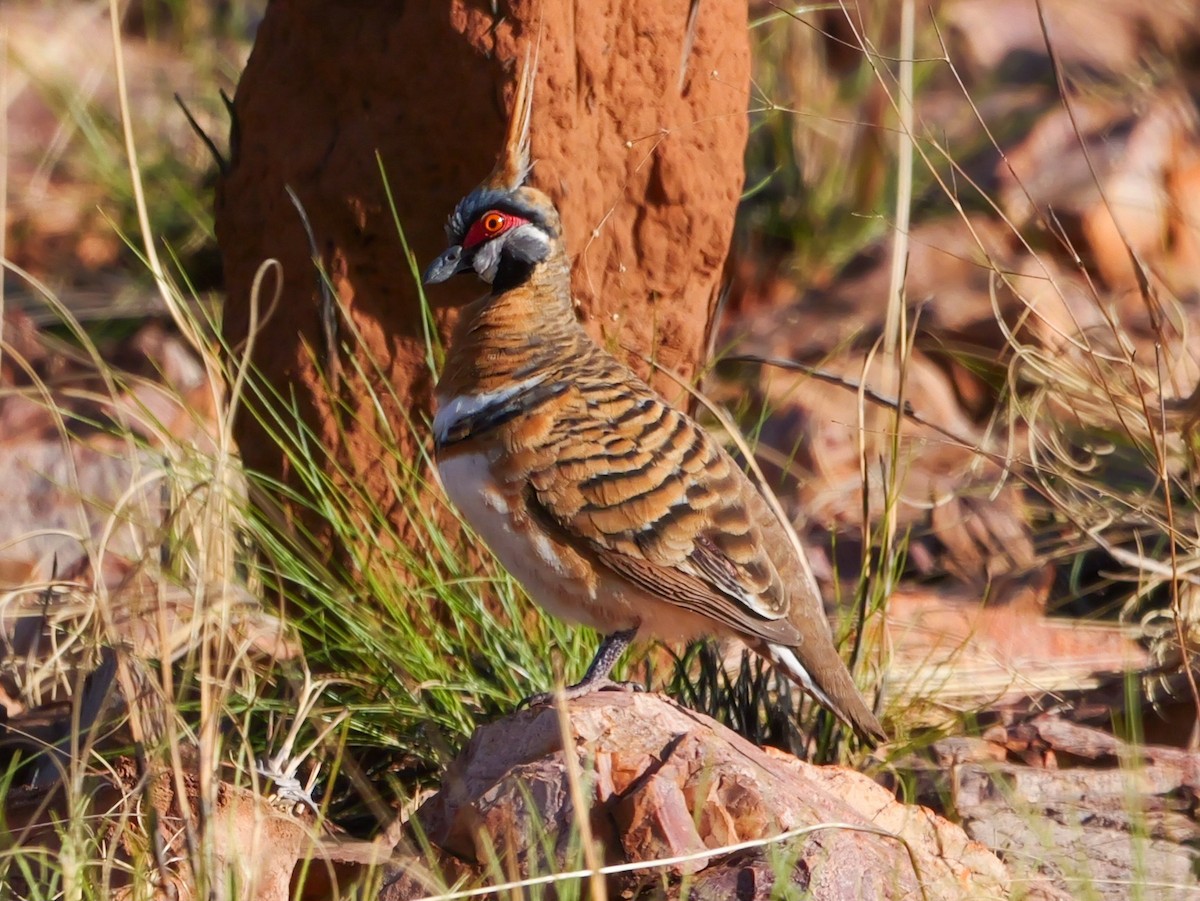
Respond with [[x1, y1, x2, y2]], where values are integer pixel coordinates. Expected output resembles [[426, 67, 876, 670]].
[[215, 1, 750, 558]]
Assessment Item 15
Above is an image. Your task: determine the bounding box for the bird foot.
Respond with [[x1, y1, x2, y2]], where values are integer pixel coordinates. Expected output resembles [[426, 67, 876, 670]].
[[520, 678, 644, 710]]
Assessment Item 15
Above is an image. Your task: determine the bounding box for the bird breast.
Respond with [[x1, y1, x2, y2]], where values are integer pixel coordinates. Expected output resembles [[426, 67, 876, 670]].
[[435, 443, 719, 643], [436, 447, 609, 630]]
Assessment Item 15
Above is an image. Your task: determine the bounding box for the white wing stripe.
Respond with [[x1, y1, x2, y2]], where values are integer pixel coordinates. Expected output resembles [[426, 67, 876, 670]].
[[433, 374, 549, 446], [766, 643, 838, 712]]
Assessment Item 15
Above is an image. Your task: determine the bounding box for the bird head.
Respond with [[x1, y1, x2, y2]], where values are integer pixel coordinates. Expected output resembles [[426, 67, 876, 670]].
[[423, 184, 562, 290], [423, 47, 565, 292]]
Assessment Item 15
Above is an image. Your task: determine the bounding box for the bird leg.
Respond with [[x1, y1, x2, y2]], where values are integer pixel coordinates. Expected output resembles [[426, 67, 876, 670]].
[[522, 628, 642, 708], [574, 627, 639, 691]]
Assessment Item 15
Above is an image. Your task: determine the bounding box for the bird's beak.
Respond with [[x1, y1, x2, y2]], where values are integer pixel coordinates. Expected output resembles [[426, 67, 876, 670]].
[[423, 245, 469, 285]]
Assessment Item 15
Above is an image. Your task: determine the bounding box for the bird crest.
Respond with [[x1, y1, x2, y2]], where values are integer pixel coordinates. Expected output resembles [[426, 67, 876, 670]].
[[483, 44, 538, 192]]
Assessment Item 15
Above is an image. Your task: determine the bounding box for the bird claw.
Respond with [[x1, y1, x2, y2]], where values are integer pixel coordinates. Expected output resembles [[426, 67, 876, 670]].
[[255, 757, 319, 815], [519, 678, 644, 710]]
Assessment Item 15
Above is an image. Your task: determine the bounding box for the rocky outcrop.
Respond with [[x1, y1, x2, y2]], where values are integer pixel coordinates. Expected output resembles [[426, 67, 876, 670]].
[[406, 692, 1010, 900], [933, 716, 1200, 901]]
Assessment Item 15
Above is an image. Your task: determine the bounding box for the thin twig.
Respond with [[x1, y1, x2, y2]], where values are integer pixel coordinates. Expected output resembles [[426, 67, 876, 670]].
[[410, 819, 928, 901]]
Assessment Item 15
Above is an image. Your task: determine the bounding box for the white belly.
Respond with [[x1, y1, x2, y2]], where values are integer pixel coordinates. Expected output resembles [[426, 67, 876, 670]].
[[437, 450, 721, 644], [437, 451, 613, 631]]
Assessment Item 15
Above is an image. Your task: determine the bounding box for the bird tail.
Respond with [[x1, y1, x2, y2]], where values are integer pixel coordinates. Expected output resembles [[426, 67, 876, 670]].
[[760, 641, 887, 745]]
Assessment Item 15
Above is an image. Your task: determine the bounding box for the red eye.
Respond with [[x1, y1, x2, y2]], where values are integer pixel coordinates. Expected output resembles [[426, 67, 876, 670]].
[[462, 209, 530, 249]]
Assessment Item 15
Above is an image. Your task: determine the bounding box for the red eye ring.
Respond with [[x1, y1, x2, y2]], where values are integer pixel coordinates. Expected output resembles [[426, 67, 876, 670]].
[[462, 209, 530, 250]]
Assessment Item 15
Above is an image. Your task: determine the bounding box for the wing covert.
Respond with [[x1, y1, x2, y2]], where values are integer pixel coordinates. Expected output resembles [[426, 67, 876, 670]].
[[522, 381, 800, 644]]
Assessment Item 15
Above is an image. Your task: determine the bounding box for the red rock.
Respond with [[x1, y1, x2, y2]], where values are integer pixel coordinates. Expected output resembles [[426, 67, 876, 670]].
[[415, 692, 1010, 900], [613, 764, 710, 874]]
